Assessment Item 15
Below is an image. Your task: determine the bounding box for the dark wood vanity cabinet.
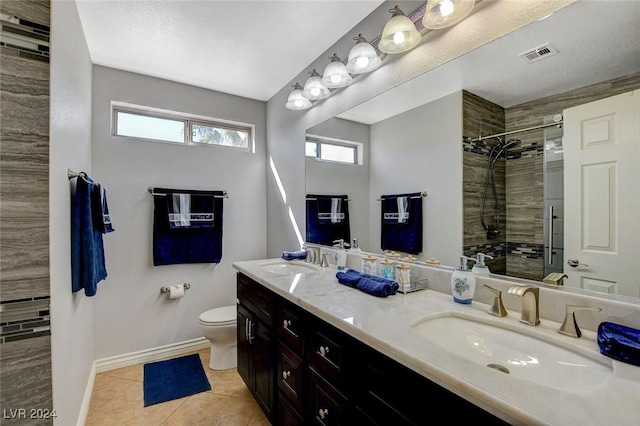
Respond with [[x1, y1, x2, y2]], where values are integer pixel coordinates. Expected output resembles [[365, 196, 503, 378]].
[[237, 272, 508, 425]]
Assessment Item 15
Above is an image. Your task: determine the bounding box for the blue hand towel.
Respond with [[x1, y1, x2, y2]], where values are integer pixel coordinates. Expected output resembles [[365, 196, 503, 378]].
[[357, 277, 399, 297], [597, 322, 640, 366], [71, 176, 107, 297], [336, 269, 363, 287], [152, 188, 224, 265], [306, 194, 350, 246], [282, 250, 307, 261], [380, 192, 423, 255]]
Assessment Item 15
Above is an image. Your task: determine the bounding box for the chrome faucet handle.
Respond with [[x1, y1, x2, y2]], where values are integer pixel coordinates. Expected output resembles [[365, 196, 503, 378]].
[[558, 305, 602, 338], [484, 285, 507, 317], [320, 253, 330, 268]]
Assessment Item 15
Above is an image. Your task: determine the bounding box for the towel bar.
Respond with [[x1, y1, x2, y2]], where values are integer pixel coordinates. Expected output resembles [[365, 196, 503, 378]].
[[148, 187, 228, 198], [377, 191, 427, 201], [160, 283, 190, 294]]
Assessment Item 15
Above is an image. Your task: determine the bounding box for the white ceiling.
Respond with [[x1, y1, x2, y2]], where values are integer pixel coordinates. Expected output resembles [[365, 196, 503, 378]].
[[75, 0, 640, 115], [74, 0, 385, 101]]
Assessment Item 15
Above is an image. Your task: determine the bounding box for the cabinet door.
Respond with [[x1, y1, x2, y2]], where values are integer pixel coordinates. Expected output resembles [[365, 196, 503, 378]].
[[277, 342, 305, 412], [308, 367, 349, 426], [237, 304, 252, 389], [252, 318, 275, 421]]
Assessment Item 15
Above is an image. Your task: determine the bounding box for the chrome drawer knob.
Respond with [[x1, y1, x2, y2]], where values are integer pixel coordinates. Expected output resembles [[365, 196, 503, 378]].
[[283, 319, 291, 329], [319, 346, 329, 356], [282, 370, 291, 380], [318, 408, 329, 419]]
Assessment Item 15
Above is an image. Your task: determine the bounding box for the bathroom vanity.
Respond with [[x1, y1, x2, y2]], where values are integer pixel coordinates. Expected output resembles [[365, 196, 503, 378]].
[[233, 257, 640, 425]]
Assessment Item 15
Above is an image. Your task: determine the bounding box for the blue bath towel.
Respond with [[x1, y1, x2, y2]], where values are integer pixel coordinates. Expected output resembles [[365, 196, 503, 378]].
[[336, 269, 399, 296], [152, 188, 224, 266], [380, 193, 423, 255], [306, 194, 350, 246], [282, 250, 307, 261], [71, 176, 107, 297], [166, 193, 216, 229], [597, 322, 640, 366], [357, 277, 399, 297]]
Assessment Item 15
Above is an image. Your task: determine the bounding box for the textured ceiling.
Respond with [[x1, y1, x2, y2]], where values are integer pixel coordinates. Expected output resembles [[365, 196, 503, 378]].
[[75, 0, 384, 101]]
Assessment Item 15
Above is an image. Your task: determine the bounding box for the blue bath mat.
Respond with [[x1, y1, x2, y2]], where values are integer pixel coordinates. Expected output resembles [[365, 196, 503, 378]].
[[143, 353, 211, 406]]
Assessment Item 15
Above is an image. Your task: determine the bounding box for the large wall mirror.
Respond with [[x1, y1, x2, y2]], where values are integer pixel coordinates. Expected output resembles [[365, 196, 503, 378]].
[[305, 1, 640, 302]]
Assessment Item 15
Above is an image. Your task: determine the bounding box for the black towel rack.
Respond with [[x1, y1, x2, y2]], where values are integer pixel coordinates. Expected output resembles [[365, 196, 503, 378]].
[[148, 187, 228, 198], [377, 191, 427, 201]]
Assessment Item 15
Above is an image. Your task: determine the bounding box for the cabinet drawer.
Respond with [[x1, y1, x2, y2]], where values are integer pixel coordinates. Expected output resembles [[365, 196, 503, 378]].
[[237, 273, 275, 327], [277, 391, 304, 426], [277, 342, 305, 411], [306, 321, 350, 386], [308, 367, 349, 426], [276, 300, 306, 353]]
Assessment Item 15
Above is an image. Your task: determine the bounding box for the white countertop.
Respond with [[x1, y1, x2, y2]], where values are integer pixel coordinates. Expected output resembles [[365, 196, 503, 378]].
[[232, 258, 640, 425]]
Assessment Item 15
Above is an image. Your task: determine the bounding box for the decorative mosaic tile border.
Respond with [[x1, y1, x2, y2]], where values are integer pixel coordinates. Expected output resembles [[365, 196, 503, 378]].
[[463, 242, 506, 259], [463, 137, 544, 159], [0, 13, 50, 63], [0, 297, 50, 344], [506, 242, 544, 259]]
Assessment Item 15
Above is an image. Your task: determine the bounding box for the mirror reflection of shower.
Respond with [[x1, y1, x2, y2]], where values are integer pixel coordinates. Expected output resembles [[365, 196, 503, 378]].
[[481, 137, 521, 239]]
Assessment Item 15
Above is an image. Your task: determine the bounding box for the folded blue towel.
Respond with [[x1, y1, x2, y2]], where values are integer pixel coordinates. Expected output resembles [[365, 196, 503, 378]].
[[282, 250, 307, 261], [357, 277, 399, 297], [597, 322, 640, 366], [336, 269, 362, 287]]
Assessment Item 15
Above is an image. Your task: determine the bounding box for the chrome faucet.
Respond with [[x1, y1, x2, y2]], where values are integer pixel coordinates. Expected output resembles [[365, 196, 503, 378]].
[[304, 246, 319, 264], [507, 285, 540, 326], [558, 305, 601, 338]]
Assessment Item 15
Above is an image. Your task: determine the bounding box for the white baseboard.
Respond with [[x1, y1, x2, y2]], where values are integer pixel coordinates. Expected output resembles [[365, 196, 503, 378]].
[[95, 337, 209, 373], [77, 337, 209, 425]]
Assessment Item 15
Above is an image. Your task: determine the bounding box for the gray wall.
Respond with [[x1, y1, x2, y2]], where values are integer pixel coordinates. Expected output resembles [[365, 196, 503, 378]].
[[0, 0, 53, 421], [49, 1, 96, 424], [91, 66, 267, 359]]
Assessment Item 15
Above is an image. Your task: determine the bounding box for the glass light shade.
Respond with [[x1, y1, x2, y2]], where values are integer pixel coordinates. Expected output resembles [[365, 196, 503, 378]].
[[285, 83, 312, 110], [378, 6, 421, 54], [321, 54, 352, 88], [302, 69, 330, 100], [422, 0, 475, 29], [346, 35, 381, 74]]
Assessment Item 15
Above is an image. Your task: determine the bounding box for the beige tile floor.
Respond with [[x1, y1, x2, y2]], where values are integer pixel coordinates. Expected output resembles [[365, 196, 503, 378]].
[[86, 348, 270, 426]]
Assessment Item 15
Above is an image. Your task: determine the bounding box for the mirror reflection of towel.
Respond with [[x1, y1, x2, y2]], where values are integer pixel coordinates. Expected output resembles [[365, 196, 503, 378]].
[[380, 192, 423, 255], [306, 194, 350, 246]]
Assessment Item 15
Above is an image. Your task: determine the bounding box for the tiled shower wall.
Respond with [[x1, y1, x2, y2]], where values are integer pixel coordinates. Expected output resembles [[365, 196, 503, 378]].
[[0, 0, 53, 420], [462, 91, 507, 274]]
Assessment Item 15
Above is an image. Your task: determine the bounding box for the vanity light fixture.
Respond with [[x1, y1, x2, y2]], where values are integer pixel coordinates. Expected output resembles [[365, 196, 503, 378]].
[[302, 69, 330, 100], [346, 34, 382, 74], [321, 53, 352, 88], [285, 83, 312, 110], [422, 0, 475, 30], [378, 5, 421, 54]]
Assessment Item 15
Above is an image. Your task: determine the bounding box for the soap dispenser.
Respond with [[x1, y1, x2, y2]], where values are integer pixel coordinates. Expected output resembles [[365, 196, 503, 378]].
[[472, 253, 493, 276], [350, 238, 362, 253], [333, 239, 347, 270], [451, 256, 476, 304]]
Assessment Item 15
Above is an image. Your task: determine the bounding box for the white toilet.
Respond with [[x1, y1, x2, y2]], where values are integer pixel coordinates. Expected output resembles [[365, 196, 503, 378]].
[[199, 305, 237, 370]]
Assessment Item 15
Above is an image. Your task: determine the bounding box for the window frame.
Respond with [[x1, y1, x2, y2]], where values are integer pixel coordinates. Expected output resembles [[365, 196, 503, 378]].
[[111, 101, 255, 152], [305, 133, 362, 165]]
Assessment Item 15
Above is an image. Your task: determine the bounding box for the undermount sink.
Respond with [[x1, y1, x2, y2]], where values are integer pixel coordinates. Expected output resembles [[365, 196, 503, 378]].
[[410, 312, 613, 391], [257, 260, 321, 275]]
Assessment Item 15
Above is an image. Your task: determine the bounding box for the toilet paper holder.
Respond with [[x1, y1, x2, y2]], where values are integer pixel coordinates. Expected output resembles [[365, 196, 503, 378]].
[[160, 283, 190, 294]]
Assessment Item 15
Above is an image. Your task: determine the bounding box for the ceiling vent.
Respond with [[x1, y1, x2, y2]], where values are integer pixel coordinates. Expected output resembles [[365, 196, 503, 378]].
[[518, 42, 559, 63]]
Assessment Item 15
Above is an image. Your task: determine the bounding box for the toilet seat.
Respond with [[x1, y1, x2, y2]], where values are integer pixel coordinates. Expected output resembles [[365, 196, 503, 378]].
[[199, 305, 237, 326]]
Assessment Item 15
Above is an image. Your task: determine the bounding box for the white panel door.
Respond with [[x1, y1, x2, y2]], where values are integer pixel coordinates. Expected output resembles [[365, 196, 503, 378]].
[[563, 90, 640, 298]]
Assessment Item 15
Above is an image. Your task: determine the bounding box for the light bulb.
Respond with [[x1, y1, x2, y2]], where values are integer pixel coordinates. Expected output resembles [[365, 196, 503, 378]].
[[440, 0, 454, 17], [356, 56, 369, 69], [330, 74, 341, 84], [310, 87, 320, 97], [393, 31, 405, 45], [294, 99, 303, 108]]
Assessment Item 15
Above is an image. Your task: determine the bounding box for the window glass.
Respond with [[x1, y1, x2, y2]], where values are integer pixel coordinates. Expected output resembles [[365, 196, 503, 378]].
[[191, 123, 249, 149], [305, 141, 318, 157], [320, 144, 355, 164], [115, 111, 185, 143]]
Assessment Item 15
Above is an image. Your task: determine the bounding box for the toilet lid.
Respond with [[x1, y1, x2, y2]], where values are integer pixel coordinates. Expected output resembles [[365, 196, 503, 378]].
[[199, 305, 237, 325]]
